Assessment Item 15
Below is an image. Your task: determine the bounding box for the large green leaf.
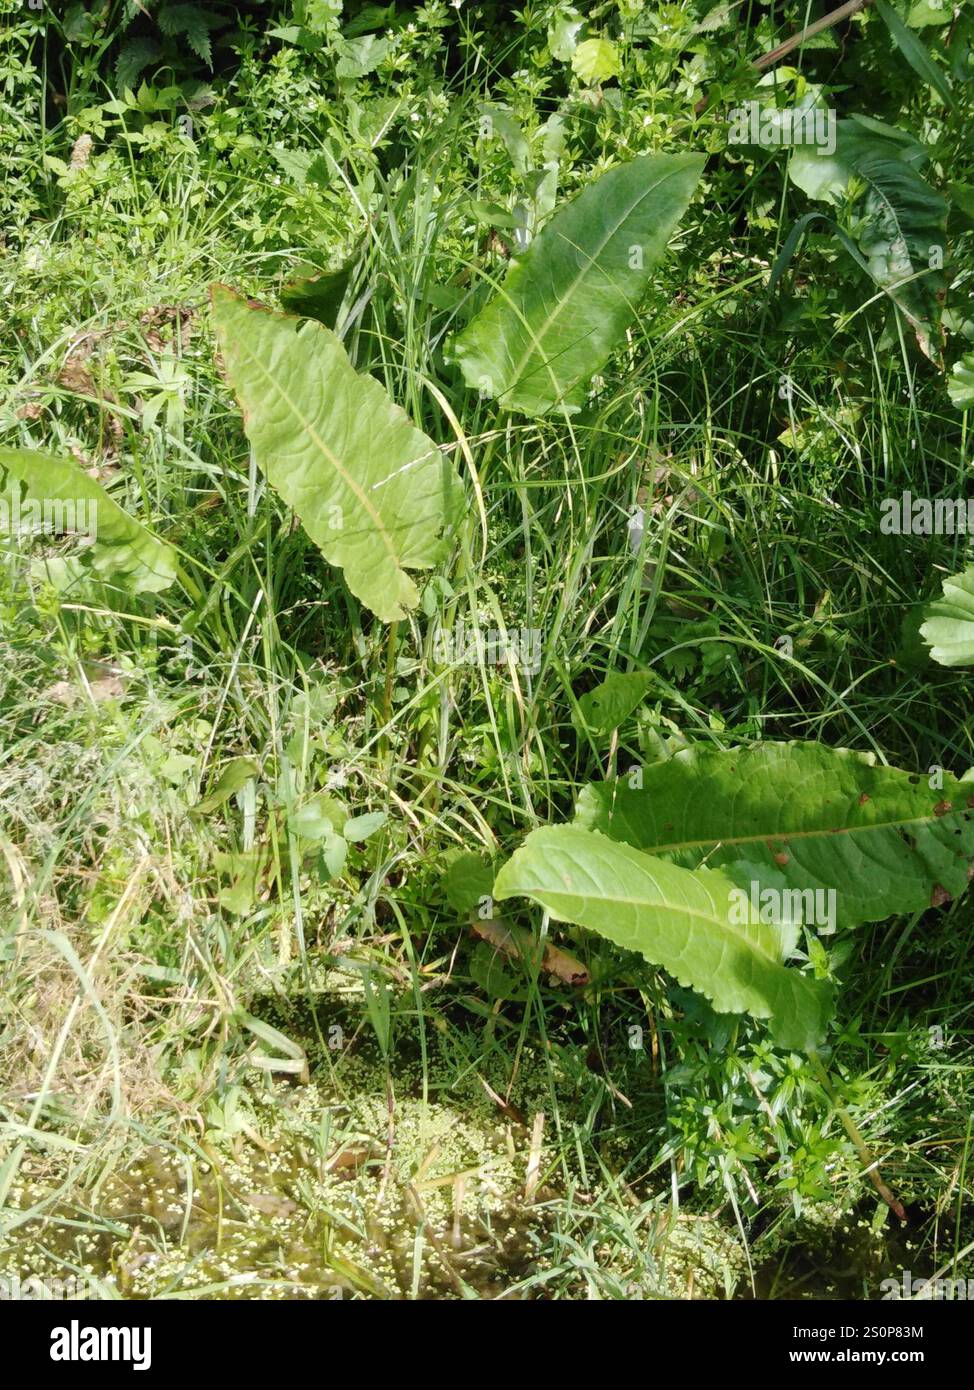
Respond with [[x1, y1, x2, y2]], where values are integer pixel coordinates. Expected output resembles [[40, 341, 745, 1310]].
[[789, 114, 926, 206], [451, 152, 704, 416], [789, 113, 922, 202], [853, 155, 948, 360], [789, 117, 947, 360], [211, 286, 461, 623], [576, 742, 974, 924], [920, 567, 974, 666], [0, 446, 177, 594], [493, 825, 833, 1051]]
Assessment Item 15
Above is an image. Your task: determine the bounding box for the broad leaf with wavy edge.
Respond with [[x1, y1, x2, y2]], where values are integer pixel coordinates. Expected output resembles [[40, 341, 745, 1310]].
[[493, 825, 832, 1051], [451, 152, 705, 416], [0, 446, 176, 593], [575, 742, 974, 924], [211, 286, 461, 622], [921, 566, 974, 666]]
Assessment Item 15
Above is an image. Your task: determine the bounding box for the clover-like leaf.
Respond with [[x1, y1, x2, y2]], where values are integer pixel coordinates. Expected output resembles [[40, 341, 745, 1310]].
[[921, 566, 974, 667], [947, 353, 974, 410]]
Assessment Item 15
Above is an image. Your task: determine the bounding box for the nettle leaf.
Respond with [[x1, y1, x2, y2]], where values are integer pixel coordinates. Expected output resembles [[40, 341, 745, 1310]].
[[158, 4, 224, 69], [790, 117, 946, 360], [115, 37, 162, 91], [451, 152, 704, 416], [271, 147, 317, 188], [576, 742, 974, 923], [334, 35, 391, 82], [0, 446, 177, 594], [211, 286, 462, 623], [493, 826, 832, 1051], [344, 5, 401, 39], [920, 567, 974, 666]]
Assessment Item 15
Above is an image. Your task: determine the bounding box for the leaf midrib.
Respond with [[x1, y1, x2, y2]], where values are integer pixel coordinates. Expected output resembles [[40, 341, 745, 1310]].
[[222, 309, 403, 572], [502, 159, 696, 401], [527, 882, 788, 980], [609, 805, 971, 856]]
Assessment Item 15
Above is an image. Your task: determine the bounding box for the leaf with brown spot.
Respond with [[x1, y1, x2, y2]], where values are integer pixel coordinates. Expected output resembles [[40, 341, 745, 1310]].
[[575, 742, 974, 930]]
